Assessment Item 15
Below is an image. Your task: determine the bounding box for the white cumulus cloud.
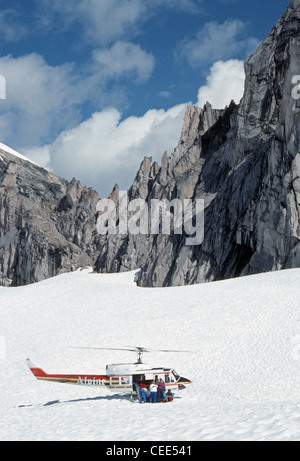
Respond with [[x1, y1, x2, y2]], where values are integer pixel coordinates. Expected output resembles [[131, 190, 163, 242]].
[[38, 0, 202, 45], [92, 41, 155, 82], [24, 104, 188, 196], [0, 43, 155, 150], [0, 53, 85, 148], [177, 19, 260, 66], [197, 60, 245, 109]]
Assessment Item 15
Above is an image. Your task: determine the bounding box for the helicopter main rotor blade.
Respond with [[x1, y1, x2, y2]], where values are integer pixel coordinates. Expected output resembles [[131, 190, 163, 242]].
[[67, 346, 140, 352], [67, 346, 194, 353], [124, 346, 194, 353], [146, 348, 193, 353]]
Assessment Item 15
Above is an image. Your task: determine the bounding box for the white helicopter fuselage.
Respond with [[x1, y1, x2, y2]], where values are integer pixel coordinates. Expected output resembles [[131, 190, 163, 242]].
[[27, 359, 192, 396]]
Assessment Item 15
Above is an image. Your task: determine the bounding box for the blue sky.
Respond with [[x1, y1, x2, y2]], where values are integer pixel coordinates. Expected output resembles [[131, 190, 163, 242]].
[[0, 0, 288, 195]]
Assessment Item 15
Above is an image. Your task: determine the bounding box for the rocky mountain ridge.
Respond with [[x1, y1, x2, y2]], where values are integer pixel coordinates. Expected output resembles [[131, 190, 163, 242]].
[[0, 149, 100, 286], [0, 0, 299, 287], [95, 0, 300, 287]]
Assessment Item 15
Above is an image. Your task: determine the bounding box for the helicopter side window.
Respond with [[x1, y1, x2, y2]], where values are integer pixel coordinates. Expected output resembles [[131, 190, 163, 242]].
[[172, 370, 180, 381], [165, 373, 175, 383]]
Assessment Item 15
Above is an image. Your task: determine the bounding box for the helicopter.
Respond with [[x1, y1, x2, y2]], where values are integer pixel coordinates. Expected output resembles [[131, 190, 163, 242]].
[[27, 346, 192, 398]]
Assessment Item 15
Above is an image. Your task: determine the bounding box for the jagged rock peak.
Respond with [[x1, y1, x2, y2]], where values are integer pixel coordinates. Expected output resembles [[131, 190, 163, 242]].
[[179, 105, 202, 145], [108, 183, 120, 202], [179, 102, 224, 146]]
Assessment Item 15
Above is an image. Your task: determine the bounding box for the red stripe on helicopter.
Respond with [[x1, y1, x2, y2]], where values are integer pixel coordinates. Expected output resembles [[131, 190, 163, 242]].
[[28, 362, 109, 382], [32, 370, 109, 381]]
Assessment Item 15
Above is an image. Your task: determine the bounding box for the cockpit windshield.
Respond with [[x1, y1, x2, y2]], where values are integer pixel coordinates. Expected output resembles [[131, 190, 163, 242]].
[[172, 370, 180, 381]]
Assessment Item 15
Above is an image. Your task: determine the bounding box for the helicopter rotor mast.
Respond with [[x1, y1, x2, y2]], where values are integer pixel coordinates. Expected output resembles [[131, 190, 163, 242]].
[[135, 347, 149, 364]]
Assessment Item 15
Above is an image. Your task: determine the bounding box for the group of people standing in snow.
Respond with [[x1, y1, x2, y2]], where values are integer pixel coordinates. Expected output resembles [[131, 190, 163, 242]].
[[135, 376, 174, 403]]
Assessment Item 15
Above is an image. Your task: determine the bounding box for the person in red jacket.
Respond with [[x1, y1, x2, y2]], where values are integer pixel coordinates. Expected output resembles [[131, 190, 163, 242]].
[[166, 390, 174, 402], [139, 380, 148, 403]]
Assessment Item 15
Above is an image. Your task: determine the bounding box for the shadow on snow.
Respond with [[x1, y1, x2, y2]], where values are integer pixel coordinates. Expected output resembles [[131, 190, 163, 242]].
[[18, 394, 132, 408]]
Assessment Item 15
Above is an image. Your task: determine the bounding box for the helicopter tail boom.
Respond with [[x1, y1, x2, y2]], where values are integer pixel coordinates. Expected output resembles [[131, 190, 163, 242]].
[[27, 358, 109, 387]]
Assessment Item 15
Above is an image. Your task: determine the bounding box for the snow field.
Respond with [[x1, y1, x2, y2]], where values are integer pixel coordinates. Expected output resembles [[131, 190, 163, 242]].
[[0, 268, 299, 441]]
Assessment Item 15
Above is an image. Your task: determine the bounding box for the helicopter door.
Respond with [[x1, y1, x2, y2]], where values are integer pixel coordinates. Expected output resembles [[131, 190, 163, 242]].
[[132, 374, 144, 392]]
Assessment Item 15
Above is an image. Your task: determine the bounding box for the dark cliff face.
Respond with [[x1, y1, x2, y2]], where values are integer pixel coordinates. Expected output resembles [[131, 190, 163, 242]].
[[0, 1, 300, 288], [0, 150, 100, 286], [95, 2, 300, 287]]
